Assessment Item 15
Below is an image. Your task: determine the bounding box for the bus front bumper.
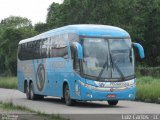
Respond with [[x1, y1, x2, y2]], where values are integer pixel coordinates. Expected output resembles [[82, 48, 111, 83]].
[[79, 81, 136, 101]]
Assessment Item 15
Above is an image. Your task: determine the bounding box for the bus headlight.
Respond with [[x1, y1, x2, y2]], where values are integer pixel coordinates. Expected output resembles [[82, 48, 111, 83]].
[[79, 80, 96, 90]]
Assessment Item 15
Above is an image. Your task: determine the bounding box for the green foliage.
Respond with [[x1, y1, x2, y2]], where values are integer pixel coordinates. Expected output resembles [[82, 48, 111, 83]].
[[34, 22, 49, 33], [0, 77, 17, 89], [136, 76, 160, 103], [47, 2, 61, 28], [1, 16, 32, 28], [136, 67, 160, 78], [0, 102, 30, 111], [0, 16, 37, 76]]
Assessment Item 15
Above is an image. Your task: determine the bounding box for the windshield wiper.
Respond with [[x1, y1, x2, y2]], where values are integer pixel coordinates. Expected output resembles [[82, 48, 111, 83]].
[[97, 51, 125, 81], [108, 39, 126, 81], [97, 59, 108, 81], [97, 39, 125, 81], [109, 52, 125, 81]]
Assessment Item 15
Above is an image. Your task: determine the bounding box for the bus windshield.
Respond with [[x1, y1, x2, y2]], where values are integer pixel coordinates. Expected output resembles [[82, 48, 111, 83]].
[[82, 37, 134, 81]]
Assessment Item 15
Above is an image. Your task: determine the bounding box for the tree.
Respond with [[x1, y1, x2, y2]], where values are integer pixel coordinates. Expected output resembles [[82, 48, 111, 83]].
[[34, 22, 48, 33], [0, 16, 37, 75], [47, 2, 61, 28], [1, 16, 32, 29]]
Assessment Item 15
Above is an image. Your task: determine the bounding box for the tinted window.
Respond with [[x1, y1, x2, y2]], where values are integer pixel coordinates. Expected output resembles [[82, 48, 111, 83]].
[[40, 39, 50, 58], [33, 40, 41, 59], [18, 34, 68, 60], [50, 34, 68, 58], [18, 39, 43, 60]]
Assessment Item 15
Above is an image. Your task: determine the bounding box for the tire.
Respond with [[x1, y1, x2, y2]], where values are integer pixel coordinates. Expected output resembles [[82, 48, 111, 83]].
[[29, 82, 37, 100], [64, 84, 74, 106], [29, 82, 44, 100], [36, 95, 44, 100], [108, 100, 118, 106], [25, 82, 30, 100], [60, 97, 65, 102]]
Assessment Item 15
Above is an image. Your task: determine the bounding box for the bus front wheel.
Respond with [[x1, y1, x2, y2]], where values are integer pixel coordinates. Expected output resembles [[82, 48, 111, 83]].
[[108, 100, 118, 106], [64, 84, 74, 106]]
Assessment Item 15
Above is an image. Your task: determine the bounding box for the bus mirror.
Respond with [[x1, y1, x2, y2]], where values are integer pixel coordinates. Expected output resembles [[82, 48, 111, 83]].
[[72, 42, 83, 59], [132, 43, 145, 59]]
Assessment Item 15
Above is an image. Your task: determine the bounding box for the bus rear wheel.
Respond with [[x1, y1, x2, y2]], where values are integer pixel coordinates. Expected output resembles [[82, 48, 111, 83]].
[[29, 82, 44, 100], [64, 84, 74, 106], [36, 95, 44, 100], [25, 82, 30, 100], [29, 82, 36, 100], [108, 100, 118, 106]]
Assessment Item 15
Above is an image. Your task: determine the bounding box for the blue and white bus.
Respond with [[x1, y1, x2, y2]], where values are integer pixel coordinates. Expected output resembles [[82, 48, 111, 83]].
[[17, 24, 144, 106]]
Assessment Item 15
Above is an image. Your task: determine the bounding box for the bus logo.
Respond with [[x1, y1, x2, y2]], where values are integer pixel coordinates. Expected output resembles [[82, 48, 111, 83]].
[[110, 88, 114, 92], [36, 63, 45, 91], [99, 83, 105, 87]]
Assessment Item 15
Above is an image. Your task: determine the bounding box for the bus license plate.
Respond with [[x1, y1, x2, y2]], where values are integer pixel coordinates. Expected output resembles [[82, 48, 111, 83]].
[[107, 94, 116, 98]]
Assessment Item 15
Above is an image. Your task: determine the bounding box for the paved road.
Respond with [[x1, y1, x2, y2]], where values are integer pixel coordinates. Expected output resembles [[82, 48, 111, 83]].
[[0, 88, 160, 120]]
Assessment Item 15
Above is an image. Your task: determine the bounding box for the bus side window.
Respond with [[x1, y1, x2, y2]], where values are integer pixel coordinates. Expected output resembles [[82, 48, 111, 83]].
[[70, 46, 80, 72]]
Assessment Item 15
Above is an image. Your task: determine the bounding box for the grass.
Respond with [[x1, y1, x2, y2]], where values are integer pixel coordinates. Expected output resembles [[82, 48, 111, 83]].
[[0, 77, 17, 89], [136, 76, 160, 103], [0, 102, 68, 120], [0, 102, 32, 112], [37, 112, 68, 120]]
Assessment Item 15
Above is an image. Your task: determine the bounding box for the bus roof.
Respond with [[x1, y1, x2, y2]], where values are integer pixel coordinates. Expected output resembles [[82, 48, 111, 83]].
[[19, 24, 130, 44]]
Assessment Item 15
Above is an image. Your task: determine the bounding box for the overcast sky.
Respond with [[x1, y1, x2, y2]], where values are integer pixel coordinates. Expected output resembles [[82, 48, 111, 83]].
[[0, 0, 63, 25]]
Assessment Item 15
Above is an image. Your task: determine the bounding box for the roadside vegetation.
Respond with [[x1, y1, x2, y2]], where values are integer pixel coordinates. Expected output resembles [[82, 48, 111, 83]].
[[0, 102, 68, 120], [136, 76, 160, 103], [0, 77, 17, 89], [0, 102, 32, 112]]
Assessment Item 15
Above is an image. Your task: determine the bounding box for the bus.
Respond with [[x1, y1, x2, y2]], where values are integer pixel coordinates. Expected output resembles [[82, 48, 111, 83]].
[[17, 24, 144, 106]]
